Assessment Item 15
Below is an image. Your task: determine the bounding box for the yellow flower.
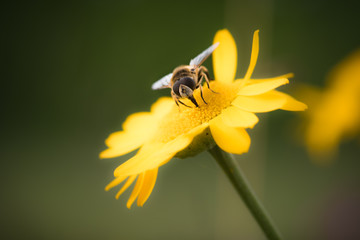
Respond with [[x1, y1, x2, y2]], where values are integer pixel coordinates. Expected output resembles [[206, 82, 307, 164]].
[[100, 29, 307, 208], [304, 49, 360, 162]]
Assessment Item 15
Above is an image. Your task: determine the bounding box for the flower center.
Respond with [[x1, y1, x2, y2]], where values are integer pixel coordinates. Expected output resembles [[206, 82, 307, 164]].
[[154, 80, 241, 143]]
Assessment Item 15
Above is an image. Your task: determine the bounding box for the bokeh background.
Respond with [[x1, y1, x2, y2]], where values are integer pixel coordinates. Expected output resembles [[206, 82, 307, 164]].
[[2, 0, 360, 239]]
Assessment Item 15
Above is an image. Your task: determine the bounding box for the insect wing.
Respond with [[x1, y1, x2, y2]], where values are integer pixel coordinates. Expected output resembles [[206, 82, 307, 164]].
[[189, 42, 220, 67], [151, 73, 173, 90]]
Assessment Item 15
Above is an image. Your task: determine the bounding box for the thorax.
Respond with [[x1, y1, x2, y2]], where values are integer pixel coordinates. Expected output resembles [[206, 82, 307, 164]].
[[171, 65, 197, 84]]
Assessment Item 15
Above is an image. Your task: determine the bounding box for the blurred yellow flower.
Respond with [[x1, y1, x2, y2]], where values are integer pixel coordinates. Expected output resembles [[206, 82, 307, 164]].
[[100, 29, 306, 208], [304, 50, 360, 162]]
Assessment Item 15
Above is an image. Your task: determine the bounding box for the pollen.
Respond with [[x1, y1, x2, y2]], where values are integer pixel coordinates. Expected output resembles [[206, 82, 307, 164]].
[[154, 80, 241, 143]]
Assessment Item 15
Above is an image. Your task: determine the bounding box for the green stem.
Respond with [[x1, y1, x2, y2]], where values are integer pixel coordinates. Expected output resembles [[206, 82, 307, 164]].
[[208, 145, 283, 240]]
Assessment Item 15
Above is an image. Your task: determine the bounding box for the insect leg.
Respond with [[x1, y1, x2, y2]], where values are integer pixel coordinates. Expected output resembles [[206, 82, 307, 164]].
[[201, 72, 218, 93], [178, 99, 192, 108], [199, 84, 207, 104], [187, 96, 199, 108], [172, 90, 192, 108], [171, 91, 180, 107], [199, 66, 218, 93]]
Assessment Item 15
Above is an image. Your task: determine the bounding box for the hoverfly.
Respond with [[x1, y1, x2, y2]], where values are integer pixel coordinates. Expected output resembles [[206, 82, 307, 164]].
[[151, 42, 219, 107]]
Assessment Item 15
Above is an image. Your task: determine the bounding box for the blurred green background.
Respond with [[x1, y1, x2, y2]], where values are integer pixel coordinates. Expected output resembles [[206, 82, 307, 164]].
[[2, 0, 360, 239]]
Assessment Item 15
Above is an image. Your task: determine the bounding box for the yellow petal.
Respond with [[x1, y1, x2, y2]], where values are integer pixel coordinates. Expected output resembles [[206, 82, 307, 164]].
[[306, 121, 339, 160], [100, 98, 175, 159], [213, 29, 237, 83], [150, 97, 175, 119], [293, 83, 321, 113], [210, 117, 251, 154], [105, 175, 127, 191], [126, 173, 144, 209], [122, 112, 154, 131], [113, 143, 167, 178], [115, 175, 136, 199], [275, 91, 308, 111], [114, 124, 208, 177], [237, 78, 289, 96], [100, 112, 156, 159], [151, 123, 209, 168], [244, 30, 260, 81], [221, 106, 259, 128], [137, 168, 158, 207], [100, 131, 147, 158], [242, 73, 294, 81], [232, 91, 287, 112]]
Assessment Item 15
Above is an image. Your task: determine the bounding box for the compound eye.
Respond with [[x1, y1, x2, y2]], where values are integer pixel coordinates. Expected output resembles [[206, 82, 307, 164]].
[[172, 77, 196, 96]]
